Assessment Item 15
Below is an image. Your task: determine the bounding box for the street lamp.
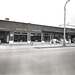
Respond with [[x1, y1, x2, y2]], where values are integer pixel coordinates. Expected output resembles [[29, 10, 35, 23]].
[[63, 0, 70, 46]]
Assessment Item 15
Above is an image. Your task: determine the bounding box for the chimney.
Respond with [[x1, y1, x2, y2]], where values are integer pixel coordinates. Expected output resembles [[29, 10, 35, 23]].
[[5, 18, 9, 21]]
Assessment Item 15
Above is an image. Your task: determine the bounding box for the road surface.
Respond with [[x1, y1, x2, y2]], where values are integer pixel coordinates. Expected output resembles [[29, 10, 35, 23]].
[[0, 45, 75, 75]]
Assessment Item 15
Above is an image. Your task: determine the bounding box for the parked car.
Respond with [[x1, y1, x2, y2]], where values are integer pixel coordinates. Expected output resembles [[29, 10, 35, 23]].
[[52, 39, 60, 44], [60, 39, 69, 43]]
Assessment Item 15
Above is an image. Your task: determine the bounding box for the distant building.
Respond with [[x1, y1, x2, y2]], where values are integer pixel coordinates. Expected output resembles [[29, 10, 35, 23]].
[[0, 20, 75, 44]]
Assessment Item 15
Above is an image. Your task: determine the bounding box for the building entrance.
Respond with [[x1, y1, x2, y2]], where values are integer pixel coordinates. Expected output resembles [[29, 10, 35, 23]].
[[0, 31, 9, 43], [44, 33, 50, 42], [71, 35, 75, 43]]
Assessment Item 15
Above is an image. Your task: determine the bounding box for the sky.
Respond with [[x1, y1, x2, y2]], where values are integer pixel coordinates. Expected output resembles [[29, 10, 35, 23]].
[[0, 0, 75, 27]]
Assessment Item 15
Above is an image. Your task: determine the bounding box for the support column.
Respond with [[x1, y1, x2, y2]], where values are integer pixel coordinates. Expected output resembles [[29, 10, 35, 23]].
[[50, 34, 52, 44], [6, 35, 9, 43], [9, 31, 14, 44], [27, 32, 31, 44], [41, 33, 44, 43], [68, 35, 71, 43], [52, 33, 54, 43]]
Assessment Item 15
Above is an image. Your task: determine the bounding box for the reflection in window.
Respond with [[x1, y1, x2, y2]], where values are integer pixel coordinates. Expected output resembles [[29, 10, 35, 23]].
[[31, 33, 41, 42]]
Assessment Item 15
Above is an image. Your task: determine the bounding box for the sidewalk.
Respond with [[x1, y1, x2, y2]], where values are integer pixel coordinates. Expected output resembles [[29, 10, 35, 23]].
[[0, 43, 75, 50], [32, 43, 75, 48], [0, 44, 32, 50]]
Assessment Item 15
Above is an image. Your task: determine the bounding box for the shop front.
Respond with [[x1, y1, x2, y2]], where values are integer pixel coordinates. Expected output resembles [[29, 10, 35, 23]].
[[0, 31, 9, 43], [14, 32, 27, 42]]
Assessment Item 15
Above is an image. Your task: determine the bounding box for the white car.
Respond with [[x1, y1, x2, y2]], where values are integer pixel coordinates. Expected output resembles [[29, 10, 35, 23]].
[[60, 39, 69, 43]]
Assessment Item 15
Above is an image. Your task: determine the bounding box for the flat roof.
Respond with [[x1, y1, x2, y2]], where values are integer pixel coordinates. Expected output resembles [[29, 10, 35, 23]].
[[0, 20, 62, 29]]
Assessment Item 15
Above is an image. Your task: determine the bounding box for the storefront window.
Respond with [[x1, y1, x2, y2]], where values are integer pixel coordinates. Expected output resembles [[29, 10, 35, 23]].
[[44, 33, 50, 42], [31, 33, 41, 42], [14, 32, 27, 42]]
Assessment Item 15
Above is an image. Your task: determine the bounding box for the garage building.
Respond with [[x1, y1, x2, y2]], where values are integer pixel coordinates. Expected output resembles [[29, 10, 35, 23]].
[[0, 20, 75, 44]]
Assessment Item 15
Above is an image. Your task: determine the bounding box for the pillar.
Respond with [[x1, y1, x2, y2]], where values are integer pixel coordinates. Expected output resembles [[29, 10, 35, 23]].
[[27, 32, 31, 44], [6, 35, 9, 43], [41, 33, 44, 43], [50, 34, 52, 44], [9, 31, 14, 44], [51, 33, 54, 43], [68, 35, 71, 43]]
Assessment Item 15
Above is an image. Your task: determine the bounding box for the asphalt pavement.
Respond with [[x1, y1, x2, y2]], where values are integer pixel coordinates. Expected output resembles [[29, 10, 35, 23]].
[[0, 44, 75, 75]]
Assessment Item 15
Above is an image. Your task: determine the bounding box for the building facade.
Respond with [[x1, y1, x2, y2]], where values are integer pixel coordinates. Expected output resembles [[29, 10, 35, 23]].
[[0, 20, 75, 44]]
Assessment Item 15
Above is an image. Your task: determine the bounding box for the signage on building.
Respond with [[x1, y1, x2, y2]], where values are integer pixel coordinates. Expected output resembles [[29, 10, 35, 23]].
[[0, 28, 6, 30], [16, 28, 26, 31], [67, 29, 75, 32], [32, 30, 41, 32]]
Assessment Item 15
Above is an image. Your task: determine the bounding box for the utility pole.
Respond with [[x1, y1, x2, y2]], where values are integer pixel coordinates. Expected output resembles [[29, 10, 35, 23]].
[[63, 0, 70, 46]]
